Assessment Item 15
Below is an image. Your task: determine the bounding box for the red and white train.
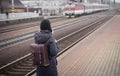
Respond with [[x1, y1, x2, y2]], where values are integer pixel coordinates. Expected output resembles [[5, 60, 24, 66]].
[[63, 2, 109, 18]]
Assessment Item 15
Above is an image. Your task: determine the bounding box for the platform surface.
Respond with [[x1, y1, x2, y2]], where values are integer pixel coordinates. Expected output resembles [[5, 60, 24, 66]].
[[33, 15, 120, 76]]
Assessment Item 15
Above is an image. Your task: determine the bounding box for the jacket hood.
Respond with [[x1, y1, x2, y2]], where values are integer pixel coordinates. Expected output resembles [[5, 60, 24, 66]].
[[35, 30, 51, 44]]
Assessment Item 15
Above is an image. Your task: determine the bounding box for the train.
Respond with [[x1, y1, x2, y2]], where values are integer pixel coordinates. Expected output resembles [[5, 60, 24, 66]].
[[63, 1, 109, 18]]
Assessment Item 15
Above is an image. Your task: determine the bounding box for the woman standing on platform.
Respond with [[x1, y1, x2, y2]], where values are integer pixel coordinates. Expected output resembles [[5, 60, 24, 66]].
[[34, 19, 59, 76], [5, 11, 9, 19]]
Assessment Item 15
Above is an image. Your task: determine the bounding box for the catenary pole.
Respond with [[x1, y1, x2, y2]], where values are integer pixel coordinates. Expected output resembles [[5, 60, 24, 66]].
[[11, 0, 14, 12]]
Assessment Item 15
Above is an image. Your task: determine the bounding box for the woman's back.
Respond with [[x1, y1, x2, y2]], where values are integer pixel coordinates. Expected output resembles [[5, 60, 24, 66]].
[[34, 19, 58, 76]]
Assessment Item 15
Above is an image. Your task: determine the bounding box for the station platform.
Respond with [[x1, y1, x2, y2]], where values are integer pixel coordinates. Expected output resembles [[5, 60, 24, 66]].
[[32, 15, 120, 76], [0, 13, 42, 26], [0, 13, 63, 26]]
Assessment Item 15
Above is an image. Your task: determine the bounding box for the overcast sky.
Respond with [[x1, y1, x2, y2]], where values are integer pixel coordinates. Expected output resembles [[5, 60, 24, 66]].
[[111, 0, 120, 3], [115, 0, 120, 3]]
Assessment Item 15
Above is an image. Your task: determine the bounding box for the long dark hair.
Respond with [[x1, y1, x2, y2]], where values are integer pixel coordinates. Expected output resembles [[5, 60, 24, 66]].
[[40, 19, 52, 32]]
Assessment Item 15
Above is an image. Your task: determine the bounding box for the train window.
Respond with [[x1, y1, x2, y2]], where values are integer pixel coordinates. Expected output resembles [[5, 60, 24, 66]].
[[65, 4, 70, 7], [71, 4, 75, 7], [65, 4, 75, 8]]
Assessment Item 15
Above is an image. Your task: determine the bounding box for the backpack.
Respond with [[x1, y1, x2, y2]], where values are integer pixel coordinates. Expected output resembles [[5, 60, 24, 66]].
[[30, 43, 50, 66]]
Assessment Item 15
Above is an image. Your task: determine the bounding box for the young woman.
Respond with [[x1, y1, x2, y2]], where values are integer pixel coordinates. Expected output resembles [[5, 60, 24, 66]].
[[34, 19, 59, 76]]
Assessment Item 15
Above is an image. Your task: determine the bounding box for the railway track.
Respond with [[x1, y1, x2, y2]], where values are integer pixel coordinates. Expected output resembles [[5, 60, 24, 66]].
[[0, 17, 66, 34], [0, 16, 97, 49], [0, 15, 112, 76], [0, 9, 117, 35]]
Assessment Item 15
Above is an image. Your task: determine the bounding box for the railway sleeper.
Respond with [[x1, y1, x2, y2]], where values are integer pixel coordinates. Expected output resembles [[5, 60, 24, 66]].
[[0, 16, 113, 76], [6, 68, 31, 75], [16, 65, 35, 69], [20, 63, 33, 66], [9, 68, 32, 72], [24, 60, 33, 64], [6, 71, 27, 76]]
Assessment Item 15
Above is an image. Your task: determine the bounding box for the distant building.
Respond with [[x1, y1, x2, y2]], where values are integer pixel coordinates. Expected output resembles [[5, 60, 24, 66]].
[[20, 0, 68, 15], [0, 0, 25, 13]]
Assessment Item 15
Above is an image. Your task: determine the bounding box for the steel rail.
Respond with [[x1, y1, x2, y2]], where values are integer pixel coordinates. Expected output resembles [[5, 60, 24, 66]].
[[0, 16, 111, 76], [0, 24, 38, 34], [0, 16, 97, 49], [0, 17, 67, 34], [25, 16, 111, 76]]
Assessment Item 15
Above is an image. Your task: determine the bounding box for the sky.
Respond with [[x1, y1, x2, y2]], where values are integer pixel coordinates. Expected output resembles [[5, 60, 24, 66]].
[[115, 0, 120, 3], [111, 0, 120, 3]]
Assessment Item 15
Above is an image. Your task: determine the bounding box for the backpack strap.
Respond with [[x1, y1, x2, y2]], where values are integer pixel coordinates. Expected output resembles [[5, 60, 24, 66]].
[[44, 35, 51, 55], [45, 34, 51, 44]]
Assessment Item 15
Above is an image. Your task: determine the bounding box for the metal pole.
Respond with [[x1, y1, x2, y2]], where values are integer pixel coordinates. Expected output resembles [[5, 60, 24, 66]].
[[105, 0, 107, 4], [113, 0, 115, 4], [12, 0, 14, 12], [27, 3, 29, 12], [99, 0, 101, 4], [102, 0, 103, 3]]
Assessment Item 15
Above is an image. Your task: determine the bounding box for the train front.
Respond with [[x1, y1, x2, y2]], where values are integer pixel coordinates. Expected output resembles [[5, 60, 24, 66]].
[[63, 2, 75, 18]]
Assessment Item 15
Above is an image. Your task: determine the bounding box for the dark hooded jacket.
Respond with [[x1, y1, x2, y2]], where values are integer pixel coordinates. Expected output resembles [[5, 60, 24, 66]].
[[34, 30, 59, 76]]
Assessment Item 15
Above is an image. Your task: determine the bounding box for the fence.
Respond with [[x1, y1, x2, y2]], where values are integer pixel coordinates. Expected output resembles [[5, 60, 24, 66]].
[[0, 12, 39, 20]]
